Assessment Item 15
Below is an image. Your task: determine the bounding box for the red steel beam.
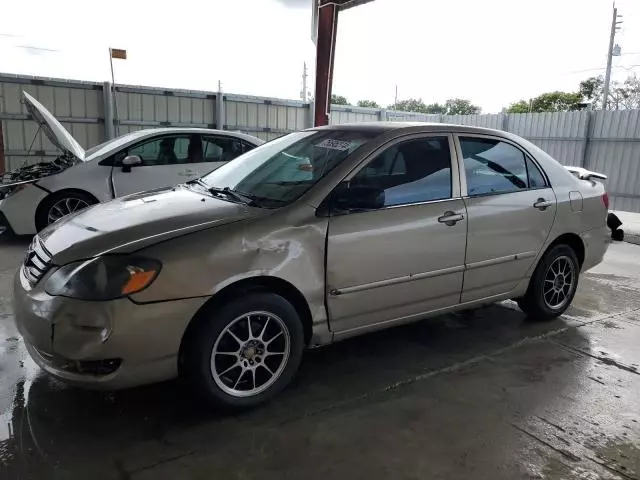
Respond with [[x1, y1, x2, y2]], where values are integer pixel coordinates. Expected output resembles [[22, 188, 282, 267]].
[[313, 1, 339, 127]]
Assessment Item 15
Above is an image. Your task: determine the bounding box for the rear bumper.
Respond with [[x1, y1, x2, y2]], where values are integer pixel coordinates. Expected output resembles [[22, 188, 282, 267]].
[[581, 225, 610, 272], [13, 267, 208, 390]]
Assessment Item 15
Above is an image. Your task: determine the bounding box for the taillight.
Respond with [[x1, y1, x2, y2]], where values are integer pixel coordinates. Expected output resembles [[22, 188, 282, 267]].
[[602, 192, 610, 210]]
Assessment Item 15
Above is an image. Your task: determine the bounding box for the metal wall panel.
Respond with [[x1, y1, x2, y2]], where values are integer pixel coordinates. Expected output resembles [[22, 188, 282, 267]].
[[386, 111, 440, 122], [329, 106, 379, 125], [114, 90, 214, 127], [586, 110, 640, 209], [1, 75, 105, 170], [443, 114, 503, 129], [2, 74, 640, 212]]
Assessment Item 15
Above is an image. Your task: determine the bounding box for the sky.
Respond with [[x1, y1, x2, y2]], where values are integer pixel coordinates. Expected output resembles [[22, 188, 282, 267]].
[[1, 0, 639, 113]]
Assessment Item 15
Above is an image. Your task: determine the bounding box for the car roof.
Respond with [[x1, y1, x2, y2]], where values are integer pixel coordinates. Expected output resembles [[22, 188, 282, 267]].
[[128, 128, 263, 144], [309, 121, 505, 136]]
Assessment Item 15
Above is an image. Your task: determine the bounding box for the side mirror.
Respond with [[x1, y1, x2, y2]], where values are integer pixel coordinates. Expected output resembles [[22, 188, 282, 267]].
[[122, 155, 142, 173], [334, 184, 385, 212]]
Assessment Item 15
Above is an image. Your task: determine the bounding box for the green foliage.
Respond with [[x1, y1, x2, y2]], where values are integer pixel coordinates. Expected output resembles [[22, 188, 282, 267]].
[[391, 98, 431, 113], [391, 98, 476, 115], [444, 98, 481, 115], [505, 100, 531, 113], [331, 94, 349, 105], [357, 100, 380, 108], [509, 74, 640, 112], [506, 91, 584, 113]]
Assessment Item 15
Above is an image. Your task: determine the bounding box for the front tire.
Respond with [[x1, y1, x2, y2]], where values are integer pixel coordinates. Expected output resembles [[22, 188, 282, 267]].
[[187, 292, 304, 409], [517, 244, 580, 321]]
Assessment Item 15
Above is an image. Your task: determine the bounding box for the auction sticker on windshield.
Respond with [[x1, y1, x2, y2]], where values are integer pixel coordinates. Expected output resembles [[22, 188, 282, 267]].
[[316, 139, 352, 151]]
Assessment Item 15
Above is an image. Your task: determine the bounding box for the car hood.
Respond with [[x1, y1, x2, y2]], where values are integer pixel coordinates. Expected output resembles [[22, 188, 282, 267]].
[[22, 91, 86, 161], [39, 185, 261, 265]]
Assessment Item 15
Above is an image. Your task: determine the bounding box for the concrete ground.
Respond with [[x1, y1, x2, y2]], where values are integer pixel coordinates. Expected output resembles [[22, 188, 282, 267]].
[[0, 236, 639, 480]]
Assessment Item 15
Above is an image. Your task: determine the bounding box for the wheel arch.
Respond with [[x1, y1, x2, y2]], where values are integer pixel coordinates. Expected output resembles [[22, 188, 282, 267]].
[[178, 275, 314, 374], [545, 232, 585, 268], [35, 188, 100, 231]]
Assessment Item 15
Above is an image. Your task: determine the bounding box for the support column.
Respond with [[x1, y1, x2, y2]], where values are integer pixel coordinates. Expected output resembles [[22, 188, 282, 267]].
[[216, 85, 225, 130], [0, 120, 5, 173], [582, 110, 594, 169], [314, 2, 338, 127], [103, 81, 115, 140]]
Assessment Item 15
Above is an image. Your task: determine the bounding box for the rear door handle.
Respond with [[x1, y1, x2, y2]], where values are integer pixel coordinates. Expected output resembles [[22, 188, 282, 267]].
[[533, 198, 553, 210], [179, 169, 195, 176], [438, 211, 464, 226]]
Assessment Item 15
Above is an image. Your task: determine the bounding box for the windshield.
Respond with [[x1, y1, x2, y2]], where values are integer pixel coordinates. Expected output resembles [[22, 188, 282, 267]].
[[84, 130, 154, 161], [200, 130, 376, 207]]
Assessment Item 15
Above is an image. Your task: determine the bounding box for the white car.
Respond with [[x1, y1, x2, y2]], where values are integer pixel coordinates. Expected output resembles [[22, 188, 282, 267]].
[[0, 92, 264, 235]]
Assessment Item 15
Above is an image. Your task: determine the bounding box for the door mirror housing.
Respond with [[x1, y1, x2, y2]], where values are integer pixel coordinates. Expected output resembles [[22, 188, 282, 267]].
[[333, 184, 385, 212], [122, 155, 142, 173]]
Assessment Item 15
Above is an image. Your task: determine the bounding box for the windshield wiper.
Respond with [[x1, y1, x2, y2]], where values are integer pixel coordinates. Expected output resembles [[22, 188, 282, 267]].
[[207, 185, 260, 207]]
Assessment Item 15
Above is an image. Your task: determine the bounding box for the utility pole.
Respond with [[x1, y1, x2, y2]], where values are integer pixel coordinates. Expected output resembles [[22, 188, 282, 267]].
[[300, 62, 308, 101], [603, 4, 623, 110], [394, 85, 398, 110]]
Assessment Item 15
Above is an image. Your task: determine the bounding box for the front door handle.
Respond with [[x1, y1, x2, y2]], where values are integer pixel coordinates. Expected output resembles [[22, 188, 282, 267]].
[[179, 169, 195, 176], [438, 211, 465, 226], [533, 198, 553, 210]]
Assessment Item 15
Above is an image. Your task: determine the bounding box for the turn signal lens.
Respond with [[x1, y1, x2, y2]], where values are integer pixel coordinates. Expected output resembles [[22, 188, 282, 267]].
[[122, 268, 158, 295]]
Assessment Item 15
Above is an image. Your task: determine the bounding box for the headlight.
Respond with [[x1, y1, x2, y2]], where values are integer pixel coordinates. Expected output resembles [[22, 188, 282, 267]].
[[45, 255, 161, 300]]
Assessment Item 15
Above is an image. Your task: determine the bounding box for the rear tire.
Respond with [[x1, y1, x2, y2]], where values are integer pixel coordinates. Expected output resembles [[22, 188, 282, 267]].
[[186, 292, 304, 409], [36, 190, 97, 231], [516, 244, 580, 321]]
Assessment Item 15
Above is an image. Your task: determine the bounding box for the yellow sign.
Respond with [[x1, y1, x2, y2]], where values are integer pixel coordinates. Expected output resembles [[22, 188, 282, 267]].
[[110, 48, 127, 60]]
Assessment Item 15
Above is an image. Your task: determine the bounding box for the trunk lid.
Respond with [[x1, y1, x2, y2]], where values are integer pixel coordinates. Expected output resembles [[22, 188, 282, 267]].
[[22, 91, 85, 161]]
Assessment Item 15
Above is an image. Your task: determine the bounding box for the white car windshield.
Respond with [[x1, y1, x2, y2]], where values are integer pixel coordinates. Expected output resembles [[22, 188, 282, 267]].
[[84, 130, 154, 161], [199, 130, 376, 207]]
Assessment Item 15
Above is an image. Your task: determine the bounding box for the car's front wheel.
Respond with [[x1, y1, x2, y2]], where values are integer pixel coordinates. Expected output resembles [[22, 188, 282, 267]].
[[36, 191, 97, 231], [516, 244, 580, 320], [187, 292, 304, 409]]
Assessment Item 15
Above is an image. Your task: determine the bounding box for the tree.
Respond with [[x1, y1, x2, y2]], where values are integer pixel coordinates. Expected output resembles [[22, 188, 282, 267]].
[[444, 98, 481, 115], [357, 100, 380, 108], [506, 91, 583, 113], [425, 103, 446, 114], [579, 75, 640, 110], [505, 100, 531, 113], [331, 94, 349, 105], [390, 98, 446, 114]]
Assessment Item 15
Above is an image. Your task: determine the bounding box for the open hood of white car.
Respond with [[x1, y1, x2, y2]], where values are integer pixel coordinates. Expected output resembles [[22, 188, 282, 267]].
[[22, 91, 86, 161]]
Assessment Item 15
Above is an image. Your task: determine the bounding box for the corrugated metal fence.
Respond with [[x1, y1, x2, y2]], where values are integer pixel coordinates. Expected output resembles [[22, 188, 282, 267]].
[[1, 73, 639, 212]]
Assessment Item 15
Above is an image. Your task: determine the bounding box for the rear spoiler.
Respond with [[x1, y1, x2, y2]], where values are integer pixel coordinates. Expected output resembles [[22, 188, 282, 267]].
[[565, 166, 607, 181]]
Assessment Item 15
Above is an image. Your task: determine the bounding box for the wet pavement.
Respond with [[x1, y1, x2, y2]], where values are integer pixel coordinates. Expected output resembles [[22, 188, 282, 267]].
[[0, 236, 639, 480]]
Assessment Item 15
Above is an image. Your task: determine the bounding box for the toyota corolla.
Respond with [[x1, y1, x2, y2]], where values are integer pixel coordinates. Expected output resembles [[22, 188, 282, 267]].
[[13, 122, 611, 408]]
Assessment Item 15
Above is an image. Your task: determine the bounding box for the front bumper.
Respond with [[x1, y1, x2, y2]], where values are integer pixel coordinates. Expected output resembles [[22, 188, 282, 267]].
[[0, 207, 13, 235], [13, 267, 207, 390]]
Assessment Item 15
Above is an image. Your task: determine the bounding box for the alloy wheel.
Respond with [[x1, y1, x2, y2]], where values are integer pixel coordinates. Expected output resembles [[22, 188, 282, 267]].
[[210, 311, 291, 398], [47, 197, 90, 224], [543, 255, 575, 310]]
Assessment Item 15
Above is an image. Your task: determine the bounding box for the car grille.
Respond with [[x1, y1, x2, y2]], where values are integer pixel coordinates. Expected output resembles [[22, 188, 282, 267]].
[[23, 236, 52, 286]]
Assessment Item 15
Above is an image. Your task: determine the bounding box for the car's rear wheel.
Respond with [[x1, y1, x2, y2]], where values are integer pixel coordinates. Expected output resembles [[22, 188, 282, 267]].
[[187, 292, 304, 409], [516, 244, 580, 321], [36, 191, 97, 231]]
